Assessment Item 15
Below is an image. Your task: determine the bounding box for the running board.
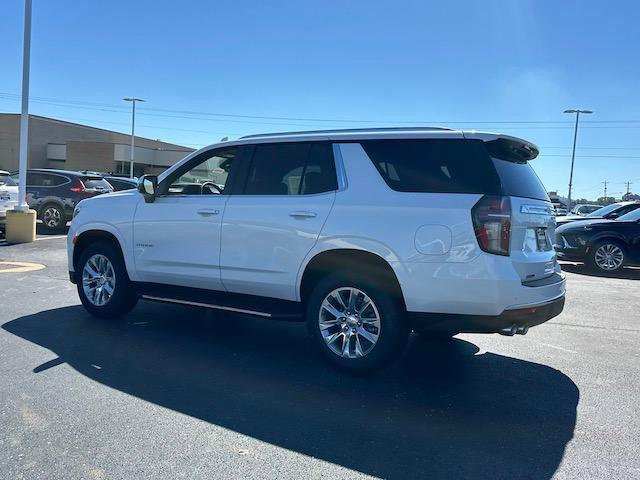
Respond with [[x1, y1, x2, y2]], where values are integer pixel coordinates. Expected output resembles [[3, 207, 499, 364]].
[[141, 295, 273, 318], [136, 282, 304, 321]]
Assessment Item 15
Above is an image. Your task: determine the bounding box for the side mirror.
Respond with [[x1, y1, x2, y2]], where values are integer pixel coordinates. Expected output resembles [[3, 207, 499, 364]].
[[138, 175, 158, 203], [608, 212, 619, 219]]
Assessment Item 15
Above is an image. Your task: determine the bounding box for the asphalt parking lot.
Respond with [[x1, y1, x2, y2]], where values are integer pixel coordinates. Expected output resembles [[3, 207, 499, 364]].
[[1, 233, 639, 480]]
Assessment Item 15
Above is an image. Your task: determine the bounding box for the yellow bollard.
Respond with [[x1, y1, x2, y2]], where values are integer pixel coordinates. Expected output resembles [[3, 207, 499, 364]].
[[5, 209, 37, 244]]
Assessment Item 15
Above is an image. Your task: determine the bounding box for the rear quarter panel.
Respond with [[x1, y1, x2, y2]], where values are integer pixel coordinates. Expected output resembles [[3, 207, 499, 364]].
[[297, 142, 485, 302]]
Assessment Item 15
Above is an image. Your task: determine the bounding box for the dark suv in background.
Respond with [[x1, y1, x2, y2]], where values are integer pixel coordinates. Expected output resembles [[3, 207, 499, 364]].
[[11, 169, 113, 231]]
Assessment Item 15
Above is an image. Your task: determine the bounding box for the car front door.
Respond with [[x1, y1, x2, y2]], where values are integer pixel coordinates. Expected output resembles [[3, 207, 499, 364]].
[[133, 146, 240, 291], [220, 142, 338, 300]]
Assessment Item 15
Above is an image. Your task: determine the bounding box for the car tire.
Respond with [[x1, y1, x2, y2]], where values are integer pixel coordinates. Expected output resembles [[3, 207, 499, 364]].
[[76, 241, 138, 318], [589, 240, 626, 273], [40, 203, 65, 231], [306, 270, 409, 373]]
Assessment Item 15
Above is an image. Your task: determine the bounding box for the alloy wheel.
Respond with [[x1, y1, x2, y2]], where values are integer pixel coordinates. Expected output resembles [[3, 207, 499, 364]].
[[594, 244, 624, 271], [43, 207, 62, 228], [318, 287, 381, 358], [82, 254, 116, 306]]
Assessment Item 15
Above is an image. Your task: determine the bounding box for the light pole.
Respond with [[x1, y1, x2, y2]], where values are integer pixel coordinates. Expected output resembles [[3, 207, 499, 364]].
[[5, 0, 36, 243], [16, 0, 32, 212], [563, 108, 592, 209], [123, 97, 144, 178]]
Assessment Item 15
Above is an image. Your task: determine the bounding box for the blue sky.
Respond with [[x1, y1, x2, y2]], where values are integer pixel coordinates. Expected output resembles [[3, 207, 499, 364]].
[[1, 0, 639, 200]]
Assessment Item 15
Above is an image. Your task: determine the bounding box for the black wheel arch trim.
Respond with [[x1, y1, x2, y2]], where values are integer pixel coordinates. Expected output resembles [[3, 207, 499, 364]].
[[72, 230, 127, 274]]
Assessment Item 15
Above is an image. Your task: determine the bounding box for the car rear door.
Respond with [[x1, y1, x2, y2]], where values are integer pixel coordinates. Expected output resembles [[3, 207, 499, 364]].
[[220, 141, 337, 300]]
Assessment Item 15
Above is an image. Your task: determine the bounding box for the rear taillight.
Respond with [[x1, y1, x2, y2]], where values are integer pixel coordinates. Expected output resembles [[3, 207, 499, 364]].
[[472, 195, 511, 256], [70, 179, 86, 193]]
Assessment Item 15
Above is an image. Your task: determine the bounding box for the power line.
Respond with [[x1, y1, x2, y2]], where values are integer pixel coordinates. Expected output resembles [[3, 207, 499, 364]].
[[3, 91, 640, 126]]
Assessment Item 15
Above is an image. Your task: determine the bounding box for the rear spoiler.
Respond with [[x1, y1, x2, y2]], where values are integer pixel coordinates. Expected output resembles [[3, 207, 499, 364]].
[[464, 132, 539, 163]]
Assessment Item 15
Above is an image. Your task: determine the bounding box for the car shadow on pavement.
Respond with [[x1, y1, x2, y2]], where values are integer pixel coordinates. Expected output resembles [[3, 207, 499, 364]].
[[3, 303, 579, 480], [560, 262, 640, 280]]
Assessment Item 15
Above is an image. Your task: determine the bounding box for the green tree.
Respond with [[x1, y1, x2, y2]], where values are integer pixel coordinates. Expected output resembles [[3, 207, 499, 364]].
[[596, 196, 617, 205]]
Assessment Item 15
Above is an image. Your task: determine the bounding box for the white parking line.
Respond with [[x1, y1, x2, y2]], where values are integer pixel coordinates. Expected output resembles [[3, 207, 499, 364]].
[[537, 341, 577, 354], [35, 235, 67, 241]]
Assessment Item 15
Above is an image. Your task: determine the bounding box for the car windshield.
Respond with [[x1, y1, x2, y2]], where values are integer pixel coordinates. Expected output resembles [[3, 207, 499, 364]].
[[586, 204, 618, 217], [617, 208, 640, 222], [0, 174, 17, 187]]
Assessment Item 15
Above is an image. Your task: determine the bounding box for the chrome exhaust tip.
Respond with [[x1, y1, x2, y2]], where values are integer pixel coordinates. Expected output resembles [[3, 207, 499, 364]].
[[516, 326, 529, 335], [499, 325, 517, 336]]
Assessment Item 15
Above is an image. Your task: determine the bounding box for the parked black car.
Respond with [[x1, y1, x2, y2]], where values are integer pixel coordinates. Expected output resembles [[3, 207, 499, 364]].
[[556, 201, 640, 226], [555, 208, 640, 273], [11, 169, 113, 231]]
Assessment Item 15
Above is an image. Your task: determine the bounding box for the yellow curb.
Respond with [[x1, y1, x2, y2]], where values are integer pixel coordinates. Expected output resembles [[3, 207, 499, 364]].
[[0, 261, 47, 273]]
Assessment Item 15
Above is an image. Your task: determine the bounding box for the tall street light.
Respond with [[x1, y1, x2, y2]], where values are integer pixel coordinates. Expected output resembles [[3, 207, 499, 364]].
[[5, 0, 36, 244], [17, 0, 32, 212], [564, 108, 593, 208], [123, 97, 145, 178]]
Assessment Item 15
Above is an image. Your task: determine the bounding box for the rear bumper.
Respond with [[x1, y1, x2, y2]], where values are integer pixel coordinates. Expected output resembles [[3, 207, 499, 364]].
[[409, 294, 565, 334]]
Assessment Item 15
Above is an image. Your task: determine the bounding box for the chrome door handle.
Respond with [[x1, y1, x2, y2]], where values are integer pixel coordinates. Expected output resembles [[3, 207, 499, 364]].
[[197, 209, 220, 216], [289, 211, 317, 218]]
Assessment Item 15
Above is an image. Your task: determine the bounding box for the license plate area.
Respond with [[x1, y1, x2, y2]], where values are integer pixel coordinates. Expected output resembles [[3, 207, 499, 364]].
[[535, 227, 550, 251]]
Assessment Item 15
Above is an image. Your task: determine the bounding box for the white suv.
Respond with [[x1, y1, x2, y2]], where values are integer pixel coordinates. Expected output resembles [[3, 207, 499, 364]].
[[68, 128, 565, 371]]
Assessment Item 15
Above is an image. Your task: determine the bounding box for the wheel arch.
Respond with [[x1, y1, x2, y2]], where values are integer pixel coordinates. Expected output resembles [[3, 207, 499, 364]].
[[38, 199, 66, 217], [587, 234, 627, 252], [298, 248, 406, 310], [73, 228, 128, 274]]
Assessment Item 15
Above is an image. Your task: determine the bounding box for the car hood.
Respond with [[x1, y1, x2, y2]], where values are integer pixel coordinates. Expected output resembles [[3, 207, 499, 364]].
[[78, 189, 138, 205], [556, 218, 614, 233], [555, 214, 601, 224]]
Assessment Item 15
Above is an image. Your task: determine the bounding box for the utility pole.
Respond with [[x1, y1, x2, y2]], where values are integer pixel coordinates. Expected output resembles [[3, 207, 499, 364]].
[[563, 108, 593, 209], [123, 97, 145, 178], [624, 181, 633, 195], [602, 180, 609, 201]]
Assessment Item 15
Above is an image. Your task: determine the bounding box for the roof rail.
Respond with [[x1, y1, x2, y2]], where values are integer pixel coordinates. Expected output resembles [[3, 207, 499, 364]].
[[240, 126, 454, 139]]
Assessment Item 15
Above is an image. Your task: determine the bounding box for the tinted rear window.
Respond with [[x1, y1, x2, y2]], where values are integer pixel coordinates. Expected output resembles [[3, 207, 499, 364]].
[[361, 139, 500, 194], [82, 177, 113, 190], [491, 158, 549, 201], [244, 142, 337, 195], [107, 179, 136, 190]]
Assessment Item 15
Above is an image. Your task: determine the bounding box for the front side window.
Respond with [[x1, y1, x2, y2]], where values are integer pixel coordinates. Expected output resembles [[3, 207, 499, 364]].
[[166, 148, 236, 195], [243, 142, 337, 195], [617, 206, 640, 222], [587, 203, 620, 218], [610, 203, 640, 217]]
